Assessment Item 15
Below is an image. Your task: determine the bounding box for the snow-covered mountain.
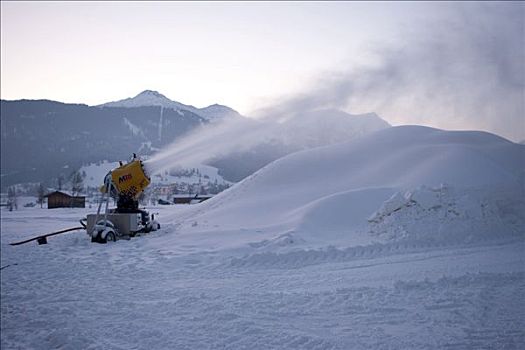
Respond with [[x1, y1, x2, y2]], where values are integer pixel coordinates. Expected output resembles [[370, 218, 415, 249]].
[[1, 96, 389, 190], [209, 109, 392, 181], [99, 90, 243, 121], [279, 108, 391, 148], [0, 99, 205, 189], [99, 90, 181, 109], [196, 103, 243, 120]]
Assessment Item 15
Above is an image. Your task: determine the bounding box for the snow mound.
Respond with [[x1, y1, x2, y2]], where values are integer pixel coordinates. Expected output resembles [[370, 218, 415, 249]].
[[368, 185, 525, 243], [166, 125, 524, 249], [292, 187, 395, 245]]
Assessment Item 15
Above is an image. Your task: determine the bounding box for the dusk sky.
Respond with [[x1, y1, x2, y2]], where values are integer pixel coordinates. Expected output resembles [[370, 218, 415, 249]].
[[1, 1, 524, 141]]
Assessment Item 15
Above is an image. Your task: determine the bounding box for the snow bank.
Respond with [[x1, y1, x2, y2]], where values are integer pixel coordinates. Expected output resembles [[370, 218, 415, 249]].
[[292, 187, 395, 245], [368, 185, 525, 243], [163, 126, 524, 250]]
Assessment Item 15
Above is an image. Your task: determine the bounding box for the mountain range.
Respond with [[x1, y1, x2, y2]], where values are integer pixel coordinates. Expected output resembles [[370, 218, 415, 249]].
[[0, 90, 390, 190], [1, 91, 224, 189]]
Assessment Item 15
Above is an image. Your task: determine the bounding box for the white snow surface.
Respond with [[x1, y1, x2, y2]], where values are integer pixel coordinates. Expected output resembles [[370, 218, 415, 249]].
[[168, 125, 524, 245], [100, 90, 189, 111], [2, 125, 525, 349]]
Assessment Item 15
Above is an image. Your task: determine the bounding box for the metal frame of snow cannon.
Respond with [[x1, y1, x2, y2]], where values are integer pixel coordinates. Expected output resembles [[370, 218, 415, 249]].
[[88, 175, 118, 243], [83, 158, 160, 244]]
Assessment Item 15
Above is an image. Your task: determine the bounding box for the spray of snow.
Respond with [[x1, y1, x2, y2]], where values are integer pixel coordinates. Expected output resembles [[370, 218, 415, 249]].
[[145, 117, 261, 173], [145, 3, 522, 176], [144, 110, 388, 175], [252, 2, 524, 142]]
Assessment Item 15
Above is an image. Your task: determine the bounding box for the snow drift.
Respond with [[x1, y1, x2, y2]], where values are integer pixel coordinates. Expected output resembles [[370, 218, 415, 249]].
[[166, 125, 525, 248]]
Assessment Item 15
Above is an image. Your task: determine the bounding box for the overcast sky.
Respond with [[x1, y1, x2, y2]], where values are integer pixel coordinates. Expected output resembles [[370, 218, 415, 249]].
[[1, 1, 524, 141]]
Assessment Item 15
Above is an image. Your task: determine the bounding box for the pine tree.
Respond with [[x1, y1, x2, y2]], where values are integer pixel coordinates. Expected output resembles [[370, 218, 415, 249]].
[[70, 171, 84, 196], [7, 186, 17, 211], [37, 183, 46, 208]]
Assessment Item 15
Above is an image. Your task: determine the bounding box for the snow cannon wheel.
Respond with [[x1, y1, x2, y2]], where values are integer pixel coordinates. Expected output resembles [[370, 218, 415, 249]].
[[91, 233, 106, 244], [91, 230, 116, 244], [91, 220, 116, 244], [145, 221, 160, 233], [97, 229, 116, 244], [104, 231, 116, 243]]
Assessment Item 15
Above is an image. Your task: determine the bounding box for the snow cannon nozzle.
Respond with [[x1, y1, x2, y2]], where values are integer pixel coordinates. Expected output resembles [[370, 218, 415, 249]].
[[99, 155, 151, 200], [140, 161, 154, 181]]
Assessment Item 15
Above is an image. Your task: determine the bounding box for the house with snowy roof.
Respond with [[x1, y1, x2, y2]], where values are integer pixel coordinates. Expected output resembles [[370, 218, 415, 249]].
[[44, 191, 85, 209]]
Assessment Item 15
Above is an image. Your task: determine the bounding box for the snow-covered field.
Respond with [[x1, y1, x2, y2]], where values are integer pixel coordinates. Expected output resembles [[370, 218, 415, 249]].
[[1, 207, 524, 350], [2, 126, 525, 349]]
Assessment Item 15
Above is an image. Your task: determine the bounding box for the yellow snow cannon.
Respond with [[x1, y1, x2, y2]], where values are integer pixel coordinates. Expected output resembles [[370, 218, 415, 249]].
[[100, 159, 151, 200], [86, 155, 160, 244]]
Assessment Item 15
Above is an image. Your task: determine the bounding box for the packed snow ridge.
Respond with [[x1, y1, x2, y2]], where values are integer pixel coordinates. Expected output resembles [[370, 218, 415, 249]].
[[166, 125, 524, 251]]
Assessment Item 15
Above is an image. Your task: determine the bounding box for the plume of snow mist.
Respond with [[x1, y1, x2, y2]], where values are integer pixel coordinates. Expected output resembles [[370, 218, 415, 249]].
[[146, 2, 524, 174], [255, 2, 524, 142], [144, 117, 275, 174]]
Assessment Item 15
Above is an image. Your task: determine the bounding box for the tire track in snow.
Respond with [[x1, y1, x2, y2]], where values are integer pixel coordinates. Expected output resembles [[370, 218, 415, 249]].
[[228, 238, 524, 270]]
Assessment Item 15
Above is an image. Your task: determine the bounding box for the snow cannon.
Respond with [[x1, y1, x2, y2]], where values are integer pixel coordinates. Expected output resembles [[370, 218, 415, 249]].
[[83, 155, 160, 244], [100, 158, 151, 202]]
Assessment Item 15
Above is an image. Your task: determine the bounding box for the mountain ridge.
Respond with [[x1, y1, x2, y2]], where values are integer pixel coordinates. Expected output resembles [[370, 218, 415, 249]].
[[99, 90, 243, 121], [1, 95, 393, 190], [0, 99, 206, 189]]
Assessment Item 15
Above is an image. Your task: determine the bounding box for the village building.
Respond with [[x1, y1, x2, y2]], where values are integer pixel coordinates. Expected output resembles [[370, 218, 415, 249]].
[[45, 191, 86, 209], [155, 184, 178, 196], [173, 194, 213, 204]]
